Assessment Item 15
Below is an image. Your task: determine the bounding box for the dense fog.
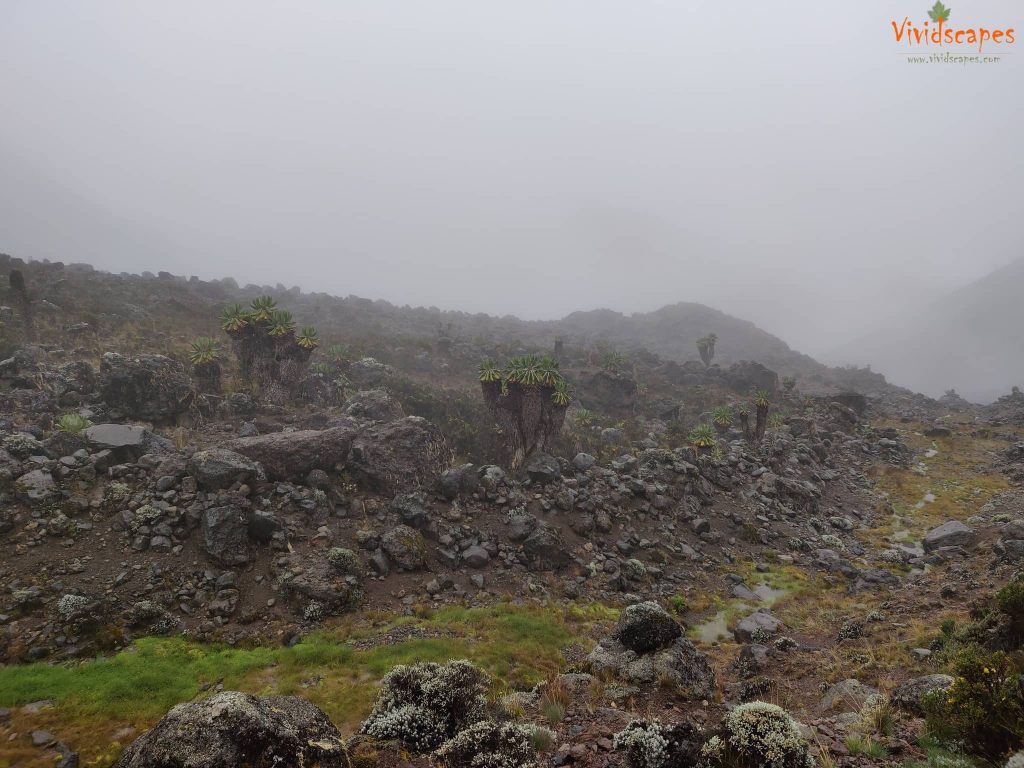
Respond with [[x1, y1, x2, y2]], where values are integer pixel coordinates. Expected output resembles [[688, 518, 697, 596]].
[[1, 1, 1021, 399]]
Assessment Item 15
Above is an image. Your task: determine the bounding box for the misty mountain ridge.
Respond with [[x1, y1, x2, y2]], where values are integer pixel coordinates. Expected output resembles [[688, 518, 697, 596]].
[[827, 257, 1024, 403], [5, 254, 896, 399]]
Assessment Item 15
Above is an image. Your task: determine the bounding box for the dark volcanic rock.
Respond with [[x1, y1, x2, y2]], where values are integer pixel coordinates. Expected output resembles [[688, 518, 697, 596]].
[[277, 555, 363, 616], [380, 524, 427, 571], [614, 601, 683, 653], [230, 421, 361, 481], [734, 610, 784, 643], [188, 449, 258, 491], [587, 633, 716, 698], [112, 691, 348, 768], [343, 389, 404, 422], [202, 506, 252, 566], [580, 369, 638, 415], [522, 520, 570, 570], [99, 352, 193, 422], [347, 416, 448, 494], [923, 520, 975, 553], [15, 468, 57, 504], [524, 453, 561, 484], [84, 424, 174, 461], [892, 674, 954, 715], [723, 360, 779, 394]]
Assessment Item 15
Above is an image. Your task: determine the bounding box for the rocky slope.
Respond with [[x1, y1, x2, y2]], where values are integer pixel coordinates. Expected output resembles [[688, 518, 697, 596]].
[[0, 255, 1022, 768]]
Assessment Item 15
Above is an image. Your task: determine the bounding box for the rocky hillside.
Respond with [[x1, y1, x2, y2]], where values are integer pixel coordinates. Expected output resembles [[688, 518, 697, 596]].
[[0, 253, 898, 399], [829, 258, 1024, 403], [0, 254, 1022, 768]]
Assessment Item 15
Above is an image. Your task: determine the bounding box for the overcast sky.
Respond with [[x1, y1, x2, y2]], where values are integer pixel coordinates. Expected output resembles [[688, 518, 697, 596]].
[[1, 1, 1021, 359]]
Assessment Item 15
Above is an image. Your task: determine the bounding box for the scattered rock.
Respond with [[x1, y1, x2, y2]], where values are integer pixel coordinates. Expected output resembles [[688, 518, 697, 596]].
[[923, 520, 975, 553], [892, 674, 954, 715], [112, 691, 348, 768], [188, 449, 258, 491], [202, 506, 252, 566], [99, 352, 193, 422], [818, 679, 879, 714], [614, 601, 682, 653]]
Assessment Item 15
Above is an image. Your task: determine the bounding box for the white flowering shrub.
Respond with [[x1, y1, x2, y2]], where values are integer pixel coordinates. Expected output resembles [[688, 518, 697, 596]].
[[3, 433, 44, 459], [57, 594, 90, 622], [701, 702, 814, 768], [326, 547, 362, 577], [434, 720, 538, 768], [11, 588, 41, 611], [1005, 751, 1024, 768], [360, 660, 488, 752], [129, 504, 163, 532], [303, 599, 326, 622], [126, 599, 178, 634], [103, 481, 133, 508], [750, 627, 772, 644], [819, 534, 845, 550], [614, 720, 669, 768]]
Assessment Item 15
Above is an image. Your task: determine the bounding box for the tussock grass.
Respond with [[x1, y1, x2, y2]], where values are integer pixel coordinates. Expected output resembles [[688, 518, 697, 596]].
[[866, 421, 1009, 545]]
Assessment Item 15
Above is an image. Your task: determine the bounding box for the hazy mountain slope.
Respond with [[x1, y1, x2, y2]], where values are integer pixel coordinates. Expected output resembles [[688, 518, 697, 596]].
[[1, 252, 891, 395], [0, 149, 180, 269], [551, 302, 828, 377], [828, 258, 1024, 403], [280, 293, 850, 387]]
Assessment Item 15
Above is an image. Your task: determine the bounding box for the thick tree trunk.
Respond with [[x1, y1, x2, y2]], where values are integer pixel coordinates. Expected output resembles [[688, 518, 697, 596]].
[[755, 404, 769, 443]]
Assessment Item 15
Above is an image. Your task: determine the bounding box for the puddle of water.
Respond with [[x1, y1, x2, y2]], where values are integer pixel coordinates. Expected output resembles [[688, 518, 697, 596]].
[[914, 492, 936, 509], [692, 605, 746, 643], [691, 582, 792, 643], [753, 584, 789, 604]]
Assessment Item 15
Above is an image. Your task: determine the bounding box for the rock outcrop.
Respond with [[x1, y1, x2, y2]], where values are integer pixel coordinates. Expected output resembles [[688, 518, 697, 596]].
[[113, 691, 348, 768]]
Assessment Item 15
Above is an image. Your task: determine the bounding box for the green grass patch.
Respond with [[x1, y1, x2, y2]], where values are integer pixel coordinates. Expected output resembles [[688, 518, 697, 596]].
[[846, 734, 888, 759], [0, 600, 614, 765]]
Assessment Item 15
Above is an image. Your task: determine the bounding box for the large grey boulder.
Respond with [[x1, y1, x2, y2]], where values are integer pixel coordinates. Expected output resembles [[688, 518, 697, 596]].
[[346, 357, 395, 389], [1003, 519, 1024, 541], [343, 389, 404, 422], [202, 506, 252, 566], [347, 416, 448, 494], [380, 524, 427, 571], [99, 352, 193, 422], [521, 520, 570, 570], [723, 360, 778, 395], [188, 449, 258, 491], [614, 601, 683, 653], [818, 679, 879, 714], [230, 421, 361, 481], [998, 519, 1024, 563], [923, 520, 975, 553], [84, 424, 174, 461], [892, 674, 954, 715], [276, 554, 363, 616], [113, 691, 348, 768], [587, 634, 715, 699], [733, 609, 784, 643], [524, 453, 561, 484], [15, 469, 56, 504]]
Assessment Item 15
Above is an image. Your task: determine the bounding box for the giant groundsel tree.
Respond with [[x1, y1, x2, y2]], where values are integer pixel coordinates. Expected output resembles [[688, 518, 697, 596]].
[[479, 355, 571, 468]]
